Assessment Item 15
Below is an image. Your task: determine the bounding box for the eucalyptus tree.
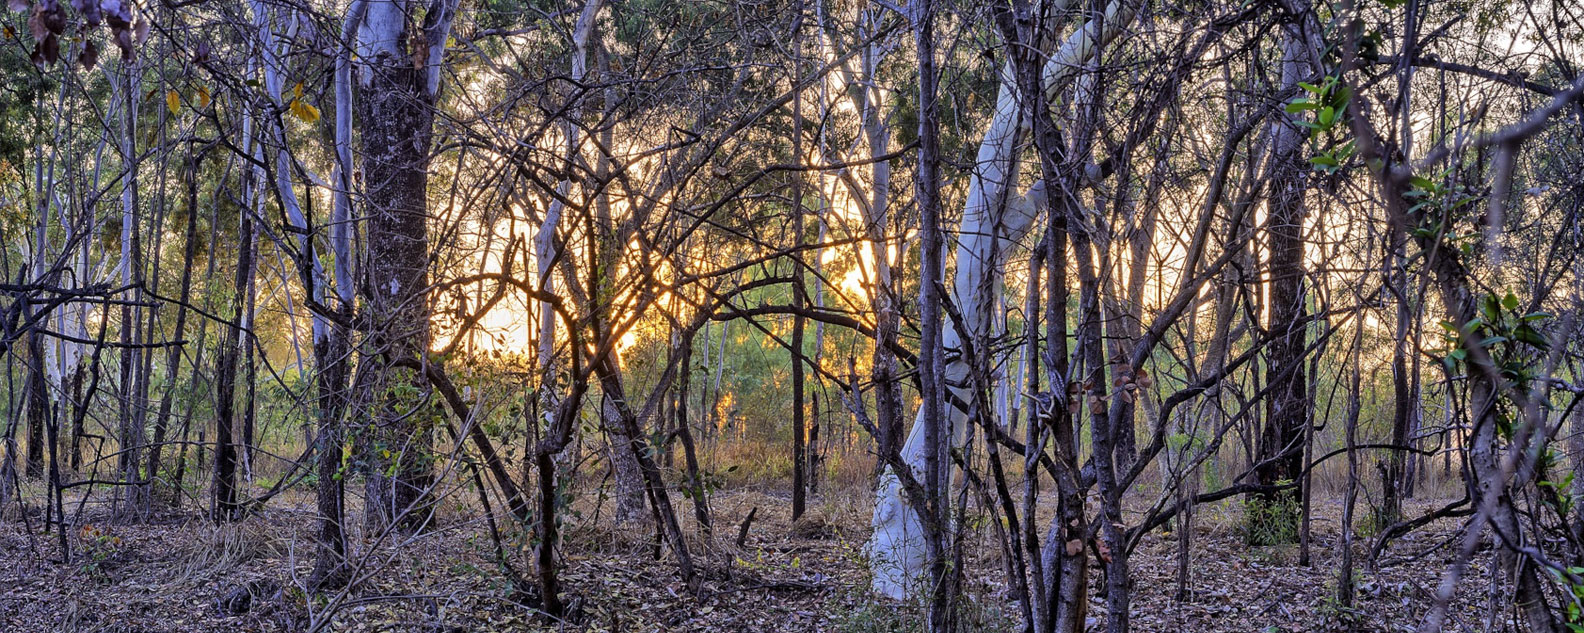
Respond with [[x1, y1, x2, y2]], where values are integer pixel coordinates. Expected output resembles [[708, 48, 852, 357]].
[[348, 0, 462, 533]]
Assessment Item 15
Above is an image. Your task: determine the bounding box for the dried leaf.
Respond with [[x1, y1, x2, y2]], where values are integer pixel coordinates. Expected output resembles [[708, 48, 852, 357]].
[[1065, 539, 1083, 556], [114, 27, 132, 60], [69, 0, 96, 25], [32, 32, 57, 65], [77, 38, 97, 70], [100, 0, 130, 26], [28, 9, 46, 39]]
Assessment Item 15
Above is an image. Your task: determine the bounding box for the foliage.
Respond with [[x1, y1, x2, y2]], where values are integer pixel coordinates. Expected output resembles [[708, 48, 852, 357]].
[[1241, 484, 1301, 546]]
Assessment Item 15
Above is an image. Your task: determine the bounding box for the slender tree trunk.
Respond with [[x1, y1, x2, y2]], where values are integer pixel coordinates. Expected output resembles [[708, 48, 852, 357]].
[[912, 3, 951, 628], [675, 331, 712, 536], [1337, 324, 1365, 612], [1383, 217, 1418, 519], [1251, 33, 1311, 544], [211, 209, 251, 522], [145, 144, 206, 501], [790, 55, 808, 522], [117, 56, 148, 521], [1, 355, 19, 517]]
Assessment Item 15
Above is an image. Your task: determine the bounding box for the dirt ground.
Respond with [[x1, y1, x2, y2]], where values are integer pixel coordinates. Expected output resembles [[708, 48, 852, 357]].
[[0, 485, 1508, 632]]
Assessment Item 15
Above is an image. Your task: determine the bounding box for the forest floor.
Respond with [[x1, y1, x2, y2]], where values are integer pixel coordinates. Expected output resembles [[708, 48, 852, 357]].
[[0, 482, 1506, 633]]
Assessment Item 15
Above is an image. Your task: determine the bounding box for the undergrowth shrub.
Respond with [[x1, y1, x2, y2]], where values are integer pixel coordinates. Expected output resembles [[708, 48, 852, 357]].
[[1241, 486, 1300, 546]]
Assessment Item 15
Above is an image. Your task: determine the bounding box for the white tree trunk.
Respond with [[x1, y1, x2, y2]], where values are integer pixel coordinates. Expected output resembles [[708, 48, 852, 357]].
[[868, 0, 1138, 598], [868, 73, 1039, 595], [537, 0, 601, 443]]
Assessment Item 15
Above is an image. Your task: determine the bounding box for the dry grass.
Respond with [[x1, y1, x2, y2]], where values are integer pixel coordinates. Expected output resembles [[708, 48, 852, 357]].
[[171, 520, 286, 582]]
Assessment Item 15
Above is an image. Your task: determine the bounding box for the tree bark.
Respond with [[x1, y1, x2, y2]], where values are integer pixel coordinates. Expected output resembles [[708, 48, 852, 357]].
[[355, 0, 451, 531], [1251, 32, 1312, 544]]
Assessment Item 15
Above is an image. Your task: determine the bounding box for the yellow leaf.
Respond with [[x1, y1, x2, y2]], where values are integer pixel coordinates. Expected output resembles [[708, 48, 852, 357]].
[[197, 86, 210, 109], [289, 99, 320, 123], [292, 81, 304, 99], [166, 90, 181, 116]]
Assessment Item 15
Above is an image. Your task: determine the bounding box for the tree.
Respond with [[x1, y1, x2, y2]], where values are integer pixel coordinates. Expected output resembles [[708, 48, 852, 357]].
[[353, 0, 460, 532]]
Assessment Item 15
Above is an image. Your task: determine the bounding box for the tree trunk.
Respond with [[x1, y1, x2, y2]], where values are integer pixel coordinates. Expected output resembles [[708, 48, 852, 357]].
[[211, 209, 251, 523], [790, 56, 808, 522], [145, 144, 206, 502], [116, 57, 149, 521], [912, 3, 951, 628], [674, 331, 712, 536], [595, 361, 697, 586], [356, 5, 444, 532], [23, 331, 48, 481], [1250, 32, 1311, 544], [604, 393, 649, 524]]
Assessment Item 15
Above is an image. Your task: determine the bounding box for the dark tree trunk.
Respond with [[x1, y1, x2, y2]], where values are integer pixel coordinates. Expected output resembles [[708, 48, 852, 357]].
[[146, 145, 206, 500], [308, 319, 353, 589], [913, 2, 953, 627], [211, 209, 252, 523], [68, 366, 84, 471], [1251, 34, 1311, 544], [1382, 226, 1414, 523], [790, 102, 807, 522], [358, 49, 438, 534], [675, 332, 712, 536], [807, 392, 820, 497], [23, 331, 47, 480]]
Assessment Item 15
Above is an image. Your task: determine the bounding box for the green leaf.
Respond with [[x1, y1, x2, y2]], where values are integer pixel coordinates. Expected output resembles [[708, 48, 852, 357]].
[[1515, 326, 1549, 349], [1334, 85, 1353, 109], [1478, 336, 1508, 347]]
